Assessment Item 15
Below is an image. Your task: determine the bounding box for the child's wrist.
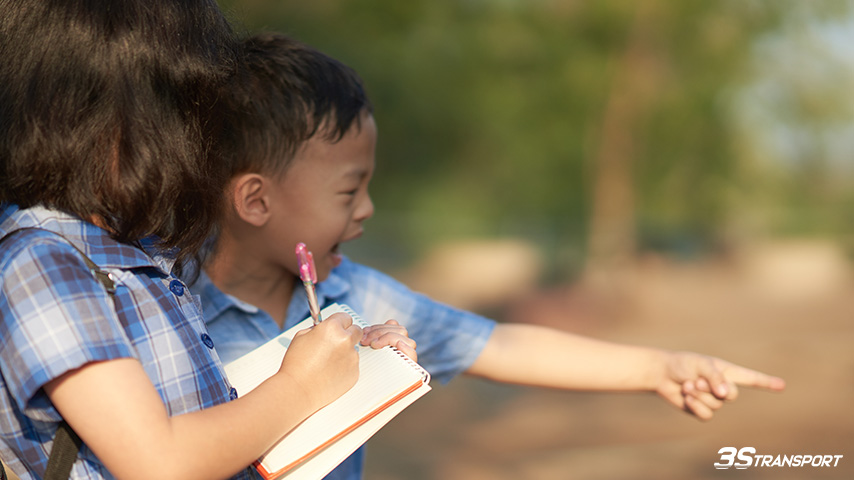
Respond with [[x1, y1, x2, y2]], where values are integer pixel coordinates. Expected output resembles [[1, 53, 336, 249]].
[[268, 370, 317, 420], [644, 348, 672, 392]]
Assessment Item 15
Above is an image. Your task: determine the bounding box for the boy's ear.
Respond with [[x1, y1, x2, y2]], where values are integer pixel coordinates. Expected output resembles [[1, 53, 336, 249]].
[[230, 173, 272, 227]]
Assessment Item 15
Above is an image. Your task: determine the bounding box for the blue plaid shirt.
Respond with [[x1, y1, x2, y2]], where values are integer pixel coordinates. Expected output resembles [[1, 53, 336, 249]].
[[0, 204, 251, 480], [193, 255, 496, 480]]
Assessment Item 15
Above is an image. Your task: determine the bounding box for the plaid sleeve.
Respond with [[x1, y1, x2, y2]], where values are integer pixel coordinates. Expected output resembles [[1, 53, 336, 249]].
[[0, 235, 135, 422]]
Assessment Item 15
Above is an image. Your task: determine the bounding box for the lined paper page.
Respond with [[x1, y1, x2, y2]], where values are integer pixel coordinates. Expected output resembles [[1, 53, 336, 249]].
[[274, 381, 430, 479], [259, 344, 426, 472]]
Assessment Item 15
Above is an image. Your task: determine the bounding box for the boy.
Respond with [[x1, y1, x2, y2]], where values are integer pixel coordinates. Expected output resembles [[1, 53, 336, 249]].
[[194, 33, 785, 480]]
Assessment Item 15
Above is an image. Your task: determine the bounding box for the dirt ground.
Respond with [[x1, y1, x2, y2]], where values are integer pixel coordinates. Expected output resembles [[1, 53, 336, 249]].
[[362, 240, 854, 480]]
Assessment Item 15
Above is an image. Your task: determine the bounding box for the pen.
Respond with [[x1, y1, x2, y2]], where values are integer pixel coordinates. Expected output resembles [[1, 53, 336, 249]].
[[295, 242, 322, 325]]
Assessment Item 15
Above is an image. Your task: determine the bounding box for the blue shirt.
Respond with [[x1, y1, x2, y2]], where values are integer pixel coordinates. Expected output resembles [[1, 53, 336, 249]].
[[0, 205, 251, 480], [194, 256, 496, 480]]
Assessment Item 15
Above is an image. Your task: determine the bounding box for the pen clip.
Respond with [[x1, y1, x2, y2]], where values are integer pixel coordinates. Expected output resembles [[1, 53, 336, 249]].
[[299, 262, 313, 284]]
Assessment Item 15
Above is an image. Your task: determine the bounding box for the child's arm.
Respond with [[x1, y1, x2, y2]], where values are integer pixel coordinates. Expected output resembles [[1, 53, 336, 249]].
[[466, 323, 785, 420], [360, 319, 418, 362], [44, 312, 362, 480]]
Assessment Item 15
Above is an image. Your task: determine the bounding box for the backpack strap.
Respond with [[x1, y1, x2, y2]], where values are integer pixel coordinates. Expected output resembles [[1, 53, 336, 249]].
[[1, 227, 117, 479], [42, 422, 82, 480]]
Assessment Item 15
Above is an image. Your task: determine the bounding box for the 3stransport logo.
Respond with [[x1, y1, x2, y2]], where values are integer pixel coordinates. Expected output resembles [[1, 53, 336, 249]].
[[715, 447, 843, 469]]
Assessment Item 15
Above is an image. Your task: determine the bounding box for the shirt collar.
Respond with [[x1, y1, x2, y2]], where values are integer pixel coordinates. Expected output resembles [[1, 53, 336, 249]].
[[197, 256, 353, 326], [0, 203, 174, 274], [192, 269, 259, 325]]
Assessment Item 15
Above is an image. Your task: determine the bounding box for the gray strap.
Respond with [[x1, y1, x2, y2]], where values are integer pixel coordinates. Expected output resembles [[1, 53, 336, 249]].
[[42, 421, 82, 480]]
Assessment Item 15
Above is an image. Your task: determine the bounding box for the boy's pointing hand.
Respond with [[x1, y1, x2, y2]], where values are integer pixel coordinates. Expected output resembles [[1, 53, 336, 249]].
[[657, 352, 785, 421]]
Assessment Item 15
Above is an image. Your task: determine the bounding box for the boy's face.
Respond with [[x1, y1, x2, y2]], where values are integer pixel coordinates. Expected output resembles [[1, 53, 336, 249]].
[[266, 112, 376, 282]]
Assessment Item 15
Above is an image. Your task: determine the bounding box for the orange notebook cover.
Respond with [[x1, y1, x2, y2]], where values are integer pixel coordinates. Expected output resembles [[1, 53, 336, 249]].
[[223, 303, 431, 480]]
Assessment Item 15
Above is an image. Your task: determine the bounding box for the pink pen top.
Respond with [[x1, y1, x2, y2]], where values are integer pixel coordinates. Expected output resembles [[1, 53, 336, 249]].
[[295, 242, 318, 284], [295, 242, 322, 324]]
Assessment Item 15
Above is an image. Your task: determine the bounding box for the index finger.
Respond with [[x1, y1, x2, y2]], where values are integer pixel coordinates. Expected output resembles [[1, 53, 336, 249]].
[[721, 362, 786, 392]]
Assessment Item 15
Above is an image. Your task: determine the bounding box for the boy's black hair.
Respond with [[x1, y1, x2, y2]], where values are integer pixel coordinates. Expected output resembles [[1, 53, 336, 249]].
[[0, 0, 238, 261], [218, 32, 373, 176]]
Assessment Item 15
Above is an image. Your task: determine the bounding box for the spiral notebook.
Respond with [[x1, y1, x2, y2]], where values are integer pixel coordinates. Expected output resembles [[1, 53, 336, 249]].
[[223, 303, 432, 480]]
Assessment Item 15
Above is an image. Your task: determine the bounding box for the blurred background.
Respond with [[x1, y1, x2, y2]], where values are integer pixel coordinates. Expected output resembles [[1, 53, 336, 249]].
[[221, 1, 853, 478]]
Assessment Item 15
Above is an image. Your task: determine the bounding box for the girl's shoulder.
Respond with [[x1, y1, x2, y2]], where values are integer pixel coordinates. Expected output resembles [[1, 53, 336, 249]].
[[0, 227, 83, 267]]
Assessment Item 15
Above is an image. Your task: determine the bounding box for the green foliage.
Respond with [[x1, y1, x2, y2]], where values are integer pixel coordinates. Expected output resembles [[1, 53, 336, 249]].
[[218, 0, 853, 272]]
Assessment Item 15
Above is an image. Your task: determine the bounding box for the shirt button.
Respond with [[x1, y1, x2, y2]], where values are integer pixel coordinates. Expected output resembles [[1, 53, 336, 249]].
[[169, 279, 185, 296], [229, 387, 239, 401], [201, 333, 215, 349]]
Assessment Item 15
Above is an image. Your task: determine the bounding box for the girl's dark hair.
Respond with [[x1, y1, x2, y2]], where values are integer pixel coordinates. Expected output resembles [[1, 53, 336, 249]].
[[218, 32, 373, 176], [0, 0, 238, 261]]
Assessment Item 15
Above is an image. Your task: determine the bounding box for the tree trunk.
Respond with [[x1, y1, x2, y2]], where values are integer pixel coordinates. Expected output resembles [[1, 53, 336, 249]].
[[586, 1, 660, 300]]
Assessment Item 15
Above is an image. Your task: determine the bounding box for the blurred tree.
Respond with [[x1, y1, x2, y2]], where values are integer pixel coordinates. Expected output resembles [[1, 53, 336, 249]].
[[217, 0, 852, 277], [729, 1, 854, 242]]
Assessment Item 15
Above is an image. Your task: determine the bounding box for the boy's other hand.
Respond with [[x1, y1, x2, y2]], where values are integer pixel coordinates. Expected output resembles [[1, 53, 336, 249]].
[[657, 351, 785, 421], [361, 319, 418, 362], [278, 312, 362, 410]]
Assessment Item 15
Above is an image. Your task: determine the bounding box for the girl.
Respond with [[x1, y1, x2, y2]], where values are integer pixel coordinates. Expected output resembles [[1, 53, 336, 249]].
[[0, 2, 410, 479]]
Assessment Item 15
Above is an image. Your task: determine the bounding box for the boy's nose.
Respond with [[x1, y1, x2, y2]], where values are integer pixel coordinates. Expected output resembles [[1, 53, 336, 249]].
[[355, 194, 374, 222]]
